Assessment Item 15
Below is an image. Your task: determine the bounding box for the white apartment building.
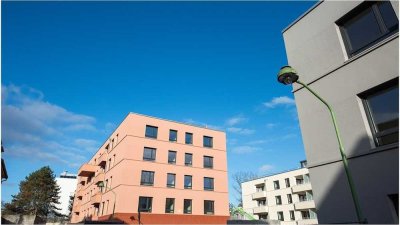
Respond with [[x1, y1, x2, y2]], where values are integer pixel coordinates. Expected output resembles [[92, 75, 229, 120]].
[[242, 161, 318, 225], [55, 171, 78, 216]]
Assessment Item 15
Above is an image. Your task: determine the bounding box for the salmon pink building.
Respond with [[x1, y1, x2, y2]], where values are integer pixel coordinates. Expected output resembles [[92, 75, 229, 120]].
[[71, 113, 229, 224]]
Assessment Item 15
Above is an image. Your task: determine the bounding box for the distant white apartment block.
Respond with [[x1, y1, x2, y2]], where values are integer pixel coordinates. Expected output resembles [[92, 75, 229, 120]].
[[242, 161, 318, 225], [55, 171, 78, 216]]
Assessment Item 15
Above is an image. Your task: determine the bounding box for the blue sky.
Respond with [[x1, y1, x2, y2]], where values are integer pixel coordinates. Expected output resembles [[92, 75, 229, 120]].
[[2, 1, 316, 204]]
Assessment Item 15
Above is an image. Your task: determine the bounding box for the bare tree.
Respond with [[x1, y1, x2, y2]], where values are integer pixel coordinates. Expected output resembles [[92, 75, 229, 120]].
[[232, 171, 258, 207]]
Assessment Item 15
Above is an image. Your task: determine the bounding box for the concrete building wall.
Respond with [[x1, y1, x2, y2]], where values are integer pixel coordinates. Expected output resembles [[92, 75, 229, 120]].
[[71, 113, 229, 224], [283, 1, 399, 224], [242, 167, 318, 225], [55, 173, 78, 216]]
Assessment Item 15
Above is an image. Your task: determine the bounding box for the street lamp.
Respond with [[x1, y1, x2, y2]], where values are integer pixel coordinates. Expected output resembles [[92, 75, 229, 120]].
[[277, 65, 365, 224], [97, 181, 116, 220]]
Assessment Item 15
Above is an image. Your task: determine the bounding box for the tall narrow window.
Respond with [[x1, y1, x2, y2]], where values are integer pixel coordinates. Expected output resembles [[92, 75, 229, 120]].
[[204, 177, 214, 191], [169, 130, 178, 142], [275, 196, 282, 205], [287, 194, 293, 204], [184, 175, 192, 189], [140, 171, 154, 186], [203, 156, 213, 168], [138, 196, 153, 212], [145, 125, 158, 138], [168, 151, 177, 164], [203, 136, 213, 148], [165, 198, 175, 213], [290, 210, 295, 220], [273, 180, 280, 190], [185, 132, 193, 144], [360, 79, 399, 146], [337, 1, 399, 57], [277, 211, 284, 221], [143, 147, 156, 161], [204, 200, 214, 215], [285, 178, 290, 188], [167, 173, 176, 188], [185, 153, 193, 166], [184, 199, 192, 214]]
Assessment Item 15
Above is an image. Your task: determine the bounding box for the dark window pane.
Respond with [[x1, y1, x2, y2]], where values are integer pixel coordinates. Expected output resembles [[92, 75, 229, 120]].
[[139, 197, 152, 212], [143, 147, 156, 161], [167, 173, 176, 188], [378, 1, 399, 32], [185, 153, 193, 166], [274, 180, 280, 189], [204, 156, 213, 168], [204, 200, 214, 215], [165, 198, 175, 213], [184, 199, 192, 214], [169, 130, 177, 142], [168, 151, 177, 164], [185, 133, 193, 144], [204, 177, 214, 191], [184, 175, 192, 189], [365, 85, 399, 146], [203, 136, 213, 148], [145, 125, 158, 138], [141, 171, 154, 186], [343, 7, 382, 53]]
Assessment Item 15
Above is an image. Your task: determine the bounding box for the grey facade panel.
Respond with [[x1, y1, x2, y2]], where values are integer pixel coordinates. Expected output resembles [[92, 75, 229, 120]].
[[283, 1, 399, 224]]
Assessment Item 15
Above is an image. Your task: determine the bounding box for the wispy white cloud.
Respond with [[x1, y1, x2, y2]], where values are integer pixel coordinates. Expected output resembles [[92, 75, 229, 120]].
[[231, 146, 261, 154], [1, 84, 107, 168], [266, 123, 277, 129], [227, 127, 255, 135], [263, 96, 295, 108], [247, 140, 267, 145], [225, 114, 247, 126], [259, 164, 274, 172]]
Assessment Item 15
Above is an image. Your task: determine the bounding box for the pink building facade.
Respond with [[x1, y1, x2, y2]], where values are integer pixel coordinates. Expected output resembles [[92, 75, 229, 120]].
[[71, 113, 229, 224]]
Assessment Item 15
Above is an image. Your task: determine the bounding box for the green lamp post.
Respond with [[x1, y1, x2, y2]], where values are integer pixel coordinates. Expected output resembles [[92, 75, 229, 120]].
[[97, 181, 117, 220], [277, 66, 365, 224]]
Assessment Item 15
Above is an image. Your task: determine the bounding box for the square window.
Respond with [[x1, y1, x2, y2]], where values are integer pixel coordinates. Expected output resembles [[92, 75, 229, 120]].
[[203, 136, 213, 148], [169, 130, 177, 142], [168, 151, 177, 164], [185, 153, 193, 166], [165, 198, 175, 213], [360, 80, 399, 146], [143, 147, 156, 161], [140, 171, 154, 186], [204, 177, 214, 191], [145, 125, 158, 139], [184, 199, 192, 214], [337, 1, 399, 57], [185, 132, 193, 144], [301, 211, 311, 220], [167, 173, 176, 188], [184, 175, 192, 189], [138, 196, 153, 212], [203, 156, 213, 169], [204, 200, 214, 215]]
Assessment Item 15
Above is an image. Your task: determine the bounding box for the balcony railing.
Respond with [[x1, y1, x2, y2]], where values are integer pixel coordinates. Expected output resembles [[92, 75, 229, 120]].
[[78, 164, 99, 177], [294, 200, 316, 210], [90, 192, 102, 205], [252, 191, 267, 200], [93, 171, 105, 185], [296, 218, 318, 225], [292, 182, 312, 193], [253, 206, 268, 214]]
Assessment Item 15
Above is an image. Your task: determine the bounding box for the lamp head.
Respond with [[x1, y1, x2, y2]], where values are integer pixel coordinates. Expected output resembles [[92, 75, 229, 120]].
[[277, 66, 299, 85], [97, 181, 104, 188]]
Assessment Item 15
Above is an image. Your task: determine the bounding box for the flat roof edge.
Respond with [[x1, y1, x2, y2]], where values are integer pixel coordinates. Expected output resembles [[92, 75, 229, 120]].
[[129, 112, 225, 133], [241, 167, 308, 184], [282, 1, 323, 34]]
